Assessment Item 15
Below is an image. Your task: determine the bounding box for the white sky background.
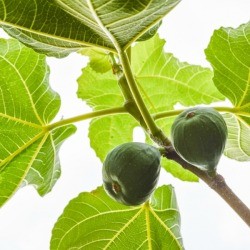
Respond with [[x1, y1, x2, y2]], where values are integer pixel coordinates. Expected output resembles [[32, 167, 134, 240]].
[[0, 0, 250, 249]]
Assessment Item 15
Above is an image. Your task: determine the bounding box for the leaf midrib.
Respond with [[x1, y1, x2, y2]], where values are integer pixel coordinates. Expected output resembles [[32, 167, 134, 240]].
[[86, 0, 119, 51], [0, 21, 116, 52], [56, 0, 100, 30], [103, 207, 144, 249], [0, 132, 50, 207], [148, 206, 182, 249], [0, 113, 42, 128], [145, 204, 153, 250], [0, 131, 46, 171]]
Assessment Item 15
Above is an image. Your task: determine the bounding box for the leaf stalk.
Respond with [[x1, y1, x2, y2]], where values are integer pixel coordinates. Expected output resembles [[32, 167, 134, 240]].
[[46, 106, 127, 131]]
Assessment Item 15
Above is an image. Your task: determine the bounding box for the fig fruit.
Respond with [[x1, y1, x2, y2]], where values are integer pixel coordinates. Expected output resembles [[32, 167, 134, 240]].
[[102, 142, 161, 206], [171, 107, 227, 172]]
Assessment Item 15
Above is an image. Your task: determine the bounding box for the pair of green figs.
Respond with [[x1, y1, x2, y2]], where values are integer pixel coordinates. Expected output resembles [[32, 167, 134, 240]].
[[102, 107, 228, 206]]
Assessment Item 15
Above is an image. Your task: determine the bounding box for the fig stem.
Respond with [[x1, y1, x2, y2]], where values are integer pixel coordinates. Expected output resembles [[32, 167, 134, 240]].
[[109, 53, 147, 129]]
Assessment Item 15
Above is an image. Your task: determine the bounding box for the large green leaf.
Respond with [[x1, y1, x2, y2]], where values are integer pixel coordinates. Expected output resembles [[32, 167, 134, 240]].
[[0, 39, 76, 207], [50, 185, 183, 249], [55, 0, 180, 50], [77, 35, 223, 181], [0, 0, 180, 57], [205, 22, 250, 160]]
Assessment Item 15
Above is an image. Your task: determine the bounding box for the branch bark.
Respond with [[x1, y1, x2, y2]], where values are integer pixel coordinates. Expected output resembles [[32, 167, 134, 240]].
[[164, 146, 250, 227]]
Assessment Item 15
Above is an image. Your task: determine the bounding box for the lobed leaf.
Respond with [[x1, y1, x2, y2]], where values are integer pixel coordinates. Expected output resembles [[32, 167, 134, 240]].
[[50, 185, 183, 249], [0, 39, 75, 206], [205, 22, 250, 160], [55, 0, 180, 50]]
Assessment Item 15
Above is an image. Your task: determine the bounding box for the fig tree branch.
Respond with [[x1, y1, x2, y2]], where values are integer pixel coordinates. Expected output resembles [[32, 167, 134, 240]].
[[118, 48, 171, 144], [107, 42, 250, 227], [109, 53, 148, 130], [163, 146, 250, 227]]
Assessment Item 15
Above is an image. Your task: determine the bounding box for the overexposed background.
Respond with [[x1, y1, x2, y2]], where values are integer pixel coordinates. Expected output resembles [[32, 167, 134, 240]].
[[0, 0, 250, 249]]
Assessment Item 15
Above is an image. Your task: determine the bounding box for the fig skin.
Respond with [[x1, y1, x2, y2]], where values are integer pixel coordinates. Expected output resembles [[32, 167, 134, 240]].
[[171, 106, 228, 172], [102, 142, 161, 206]]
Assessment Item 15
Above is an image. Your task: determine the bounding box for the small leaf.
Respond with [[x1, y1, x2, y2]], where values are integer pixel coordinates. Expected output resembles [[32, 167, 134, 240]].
[[80, 48, 111, 73], [50, 185, 183, 249], [205, 22, 250, 117], [0, 39, 75, 206], [205, 22, 250, 161]]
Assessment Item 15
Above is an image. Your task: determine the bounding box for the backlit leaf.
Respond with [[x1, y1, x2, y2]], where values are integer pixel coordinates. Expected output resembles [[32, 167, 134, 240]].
[[80, 48, 111, 73], [50, 185, 183, 249], [133, 34, 225, 112], [205, 22, 250, 160], [0, 39, 75, 206]]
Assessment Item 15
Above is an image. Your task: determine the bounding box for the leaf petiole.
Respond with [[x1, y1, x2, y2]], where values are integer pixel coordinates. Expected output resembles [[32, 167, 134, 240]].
[[46, 106, 127, 131]]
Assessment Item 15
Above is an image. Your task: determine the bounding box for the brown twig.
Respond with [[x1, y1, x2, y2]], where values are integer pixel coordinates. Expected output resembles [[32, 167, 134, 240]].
[[164, 146, 250, 227]]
